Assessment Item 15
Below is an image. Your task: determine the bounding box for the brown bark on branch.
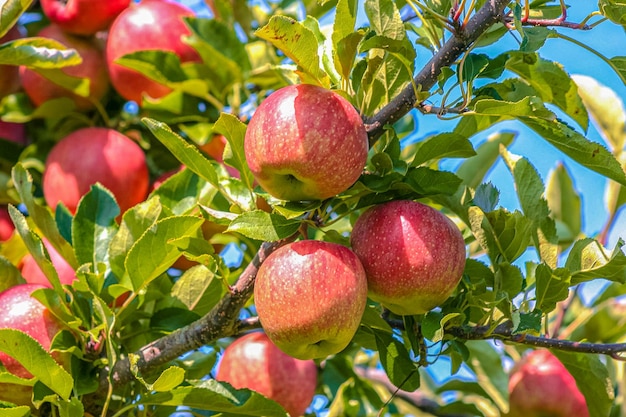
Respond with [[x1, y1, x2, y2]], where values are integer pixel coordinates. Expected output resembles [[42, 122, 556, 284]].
[[365, 0, 511, 143]]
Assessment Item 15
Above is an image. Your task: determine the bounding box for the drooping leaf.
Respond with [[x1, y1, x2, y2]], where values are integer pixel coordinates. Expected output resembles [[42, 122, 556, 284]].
[[565, 238, 626, 284], [464, 341, 509, 413], [545, 163, 582, 243], [255, 15, 329, 86], [409, 133, 476, 167], [0, 329, 73, 400], [455, 131, 516, 189], [0, 37, 80, 68], [372, 328, 420, 391], [138, 380, 289, 416], [0, 0, 33, 38], [599, 0, 626, 25], [171, 264, 225, 316], [533, 263, 571, 313], [227, 210, 301, 241], [213, 113, 255, 188]]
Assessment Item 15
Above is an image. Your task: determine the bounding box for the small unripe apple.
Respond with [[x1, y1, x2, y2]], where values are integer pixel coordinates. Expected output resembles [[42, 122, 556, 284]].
[[217, 332, 317, 417], [0, 284, 67, 406], [0, 206, 14, 242], [350, 200, 466, 316], [0, 25, 22, 99], [106, 0, 201, 103], [508, 349, 589, 417], [244, 84, 368, 201], [19, 24, 109, 111], [41, 0, 131, 36], [42, 127, 149, 214], [254, 240, 367, 360], [21, 238, 76, 286]]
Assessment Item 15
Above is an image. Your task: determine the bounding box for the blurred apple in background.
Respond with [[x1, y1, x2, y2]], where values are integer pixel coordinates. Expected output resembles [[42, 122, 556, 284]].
[[0, 25, 23, 99], [41, 0, 131, 36], [106, 0, 201, 103], [20, 238, 76, 286], [0, 206, 15, 242], [0, 121, 28, 145], [217, 332, 317, 417], [42, 127, 149, 214], [19, 24, 110, 111]]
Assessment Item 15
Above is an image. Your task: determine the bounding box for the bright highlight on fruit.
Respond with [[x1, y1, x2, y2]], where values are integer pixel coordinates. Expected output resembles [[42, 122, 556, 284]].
[[244, 84, 368, 201], [254, 240, 368, 360], [351, 200, 466, 315]]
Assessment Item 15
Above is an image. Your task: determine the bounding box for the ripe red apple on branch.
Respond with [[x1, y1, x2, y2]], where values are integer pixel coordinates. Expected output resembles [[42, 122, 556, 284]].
[[244, 84, 368, 201], [41, 0, 131, 36], [42, 127, 149, 215], [0, 205, 14, 242], [508, 349, 589, 417], [19, 24, 110, 111], [217, 332, 317, 417], [350, 200, 466, 316], [0, 284, 67, 406], [254, 240, 368, 360], [106, 0, 201, 103]]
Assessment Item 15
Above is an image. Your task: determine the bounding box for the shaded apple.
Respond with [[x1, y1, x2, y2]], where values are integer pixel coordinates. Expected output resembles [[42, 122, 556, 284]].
[[0, 25, 22, 99], [42, 127, 149, 215], [19, 24, 110, 111], [350, 200, 466, 316], [106, 0, 201, 103], [508, 349, 589, 417], [41, 0, 131, 36], [0, 120, 27, 145], [254, 240, 367, 360], [0, 205, 14, 242], [217, 332, 317, 417], [0, 283, 67, 406], [244, 84, 368, 201], [21, 238, 76, 286]]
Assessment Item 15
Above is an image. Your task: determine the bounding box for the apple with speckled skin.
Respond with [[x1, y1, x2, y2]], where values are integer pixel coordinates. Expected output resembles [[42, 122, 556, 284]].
[[0, 284, 67, 406], [254, 240, 367, 360], [19, 24, 109, 111], [217, 332, 317, 417], [244, 84, 368, 201], [508, 349, 589, 417], [21, 238, 76, 286], [106, 0, 201, 103], [43, 127, 149, 215], [350, 200, 466, 316], [41, 0, 131, 35]]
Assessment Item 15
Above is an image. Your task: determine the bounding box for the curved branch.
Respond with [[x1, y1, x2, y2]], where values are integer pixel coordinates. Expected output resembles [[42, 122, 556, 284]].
[[365, 0, 510, 142]]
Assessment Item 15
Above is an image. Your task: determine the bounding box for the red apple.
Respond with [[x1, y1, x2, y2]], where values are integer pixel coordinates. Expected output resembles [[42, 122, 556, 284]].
[[254, 240, 367, 360], [106, 0, 201, 103], [0, 205, 14, 242], [508, 349, 589, 417], [0, 120, 27, 145], [19, 24, 109, 111], [0, 283, 67, 406], [217, 332, 317, 417], [244, 84, 368, 201], [42, 127, 149, 214], [41, 0, 131, 36], [0, 25, 22, 99], [20, 238, 76, 286], [350, 200, 466, 316]]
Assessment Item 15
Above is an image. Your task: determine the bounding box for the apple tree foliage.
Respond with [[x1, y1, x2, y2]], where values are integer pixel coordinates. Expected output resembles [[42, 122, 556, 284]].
[[1, 0, 626, 416]]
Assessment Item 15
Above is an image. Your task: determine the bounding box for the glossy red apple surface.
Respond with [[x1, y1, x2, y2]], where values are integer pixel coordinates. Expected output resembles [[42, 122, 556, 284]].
[[41, 0, 131, 35]]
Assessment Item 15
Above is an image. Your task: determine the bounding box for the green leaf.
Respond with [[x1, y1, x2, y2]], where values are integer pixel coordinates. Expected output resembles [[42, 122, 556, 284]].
[[372, 329, 420, 391], [143, 118, 218, 187], [171, 264, 225, 316], [455, 131, 516, 189], [506, 52, 588, 130], [460, 53, 489, 83], [404, 167, 463, 197], [609, 56, 626, 86], [138, 380, 289, 416], [545, 163, 581, 243], [124, 215, 204, 291], [72, 184, 120, 267], [130, 355, 186, 392], [464, 341, 509, 412], [332, 0, 360, 80], [551, 350, 614, 417], [520, 116, 626, 187], [0, 0, 33, 38], [565, 238, 626, 284], [0, 406, 30, 417], [572, 74, 626, 152], [0, 257, 21, 292], [599, 0, 626, 25], [227, 210, 300, 241], [30, 68, 90, 98], [0, 329, 72, 400], [0, 37, 81, 68], [534, 263, 570, 313], [213, 113, 255, 188], [409, 133, 476, 167], [422, 311, 462, 343], [148, 167, 218, 216], [255, 15, 329, 86], [365, 0, 405, 40]]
